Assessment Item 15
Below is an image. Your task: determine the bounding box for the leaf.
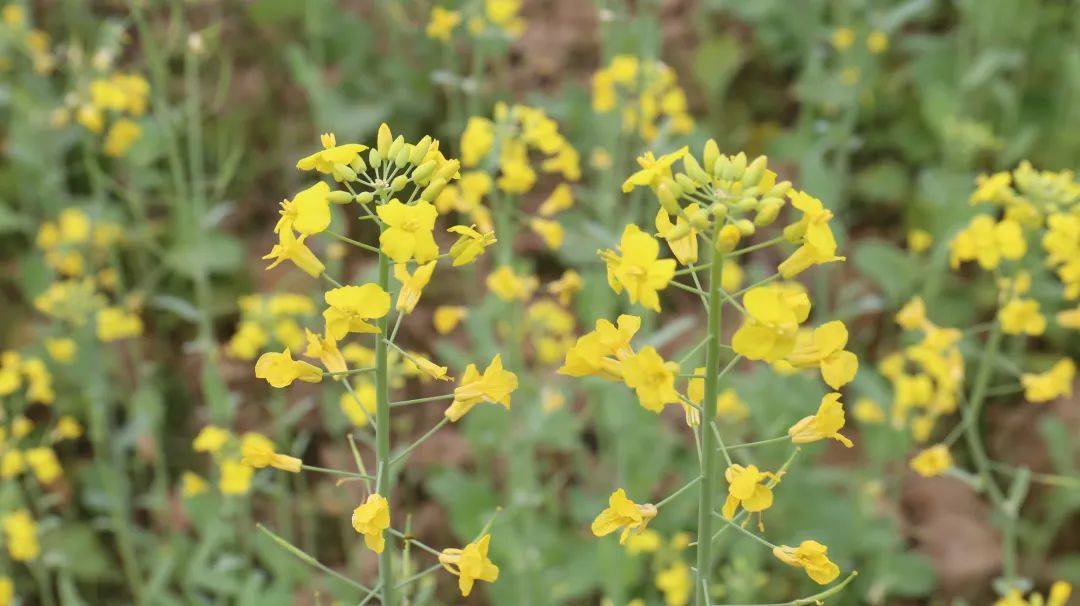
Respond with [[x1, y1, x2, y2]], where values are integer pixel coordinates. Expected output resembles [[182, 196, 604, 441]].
[[852, 240, 916, 305]]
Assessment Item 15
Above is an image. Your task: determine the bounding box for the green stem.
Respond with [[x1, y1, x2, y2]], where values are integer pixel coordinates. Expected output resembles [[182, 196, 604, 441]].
[[300, 464, 373, 480], [390, 417, 449, 468], [724, 435, 790, 452], [390, 393, 454, 408], [963, 321, 1006, 507], [694, 245, 724, 606], [257, 524, 378, 599], [375, 223, 397, 606], [711, 511, 777, 549]]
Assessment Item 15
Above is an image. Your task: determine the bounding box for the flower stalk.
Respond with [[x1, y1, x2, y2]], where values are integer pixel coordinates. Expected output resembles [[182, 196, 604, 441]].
[[374, 222, 397, 606]]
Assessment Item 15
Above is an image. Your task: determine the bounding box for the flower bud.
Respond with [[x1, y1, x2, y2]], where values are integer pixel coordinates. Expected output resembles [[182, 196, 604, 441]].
[[742, 155, 768, 187], [767, 180, 792, 199], [435, 159, 460, 182], [658, 181, 681, 214], [675, 173, 699, 193], [376, 123, 392, 159], [389, 135, 405, 161], [393, 143, 409, 168], [783, 222, 807, 243], [717, 224, 741, 252], [350, 155, 367, 174], [412, 160, 436, 184], [666, 220, 693, 240], [710, 203, 728, 221], [355, 192, 374, 205], [391, 175, 409, 192], [754, 199, 783, 226], [368, 148, 382, 169], [327, 190, 354, 204], [409, 136, 432, 164], [683, 154, 709, 184], [332, 163, 357, 182], [713, 155, 731, 179], [735, 197, 758, 212], [703, 139, 720, 174], [734, 219, 755, 236], [420, 178, 447, 202]]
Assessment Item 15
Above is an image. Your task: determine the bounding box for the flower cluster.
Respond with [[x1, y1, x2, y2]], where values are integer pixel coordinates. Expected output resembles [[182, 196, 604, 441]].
[[591, 55, 694, 142], [426, 0, 525, 42]]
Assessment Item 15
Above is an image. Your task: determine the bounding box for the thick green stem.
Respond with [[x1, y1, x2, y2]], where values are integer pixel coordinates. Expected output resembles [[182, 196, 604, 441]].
[[375, 228, 397, 606], [694, 246, 724, 606]]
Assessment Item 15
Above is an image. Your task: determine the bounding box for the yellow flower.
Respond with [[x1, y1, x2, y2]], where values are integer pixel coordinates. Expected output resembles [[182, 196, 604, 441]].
[[541, 387, 565, 412], [722, 464, 776, 519], [460, 117, 495, 167], [831, 27, 855, 50], [624, 528, 662, 555], [0, 575, 12, 606], [779, 191, 845, 278], [486, 265, 538, 301], [103, 119, 141, 157], [591, 488, 658, 544], [772, 540, 840, 585], [323, 284, 392, 340], [998, 298, 1046, 336], [433, 305, 467, 334], [296, 132, 367, 174], [193, 425, 231, 453], [0, 451, 24, 479], [655, 204, 705, 265], [1021, 358, 1075, 403], [241, 432, 301, 473], [867, 30, 889, 54], [732, 284, 811, 362], [907, 229, 932, 252], [219, 458, 254, 495], [401, 351, 451, 382], [394, 261, 436, 313], [426, 6, 461, 41], [621, 147, 688, 193], [548, 269, 582, 306], [44, 337, 76, 363], [439, 534, 500, 597], [896, 296, 928, 330], [263, 228, 325, 277], [181, 471, 209, 497], [2, 509, 39, 561], [538, 183, 574, 216], [599, 224, 676, 312], [1049, 581, 1073, 606], [377, 199, 440, 263], [788, 393, 853, 447], [620, 346, 679, 413], [24, 447, 62, 484], [559, 315, 640, 381], [1059, 305, 1080, 329], [853, 397, 885, 424], [254, 348, 324, 388], [655, 561, 692, 606], [277, 181, 332, 236], [351, 493, 390, 553], [303, 329, 347, 374], [950, 215, 1026, 270], [445, 355, 518, 421], [51, 416, 83, 441], [910, 444, 952, 477], [340, 382, 376, 426], [784, 321, 859, 389], [447, 224, 497, 266], [96, 306, 143, 342], [530, 218, 564, 249]]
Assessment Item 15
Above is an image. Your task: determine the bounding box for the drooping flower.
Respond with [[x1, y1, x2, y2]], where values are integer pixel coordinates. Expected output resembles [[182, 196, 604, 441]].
[[377, 199, 440, 263], [538, 183, 574, 216], [783, 321, 859, 389], [254, 348, 323, 388], [779, 191, 845, 278], [351, 494, 391, 553], [263, 227, 325, 277], [788, 393, 853, 447], [447, 224, 497, 266], [296, 132, 367, 174], [772, 540, 840, 585], [655, 204, 705, 265], [439, 534, 500, 597], [240, 432, 302, 473], [445, 355, 518, 421], [599, 224, 676, 312], [322, 284, 392, 340], [303, 329, 347, 374], [559, 315, 640, 381], [620, 346, 680, 413], [591, 488, 658, 544], [910, 444, 952, 478], [732, 284, 811, 362], [394, 261, 436, 313], [721, 464, 777, 519]]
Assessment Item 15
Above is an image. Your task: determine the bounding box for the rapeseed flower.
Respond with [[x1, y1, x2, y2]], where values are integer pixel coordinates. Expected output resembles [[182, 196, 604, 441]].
[[323, 284, 391, 339], [772, 540, 840, 585], [445, 355, 518, 421], [599, 224, 676, 312], [439, 534, 500, 597], [732, 284, 811, 362], [788, 393, 853, 447], [241, 433, 302, 473], [1021, 358, 1075, 403], [254, 348, 323, 388], [620, 346, 679, 413], [377, 200, 440, 263], [910, 444, 952, 477], [591, 488, 658, 544], [351, 494, 390, 553]]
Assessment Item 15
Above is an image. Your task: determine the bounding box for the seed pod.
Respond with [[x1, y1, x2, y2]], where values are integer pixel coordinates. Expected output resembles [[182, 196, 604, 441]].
[[683, 154, 709, 184], [391, 175, 409, 192], [675, 173, 699, 193], [717, 224, 741, 252], [332, 163, 357, 182], [355, 192, 374, 205], [411, 160, 436, 184], [703, 139, 720, 175], [742, 155, 768, 188], [420, 178, 447, 202], [734, 219, 755, 236], [368, 148, 382, 169], [327, 190, 354, 204], [350, 155, 367, 175], [377, 123, 392, 159], [409, 136, 432, 164], [658, 182, 681, 214]]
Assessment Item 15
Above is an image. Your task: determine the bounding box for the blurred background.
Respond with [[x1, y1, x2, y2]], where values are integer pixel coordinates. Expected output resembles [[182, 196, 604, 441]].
[[0, 0, 1077, 604]]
